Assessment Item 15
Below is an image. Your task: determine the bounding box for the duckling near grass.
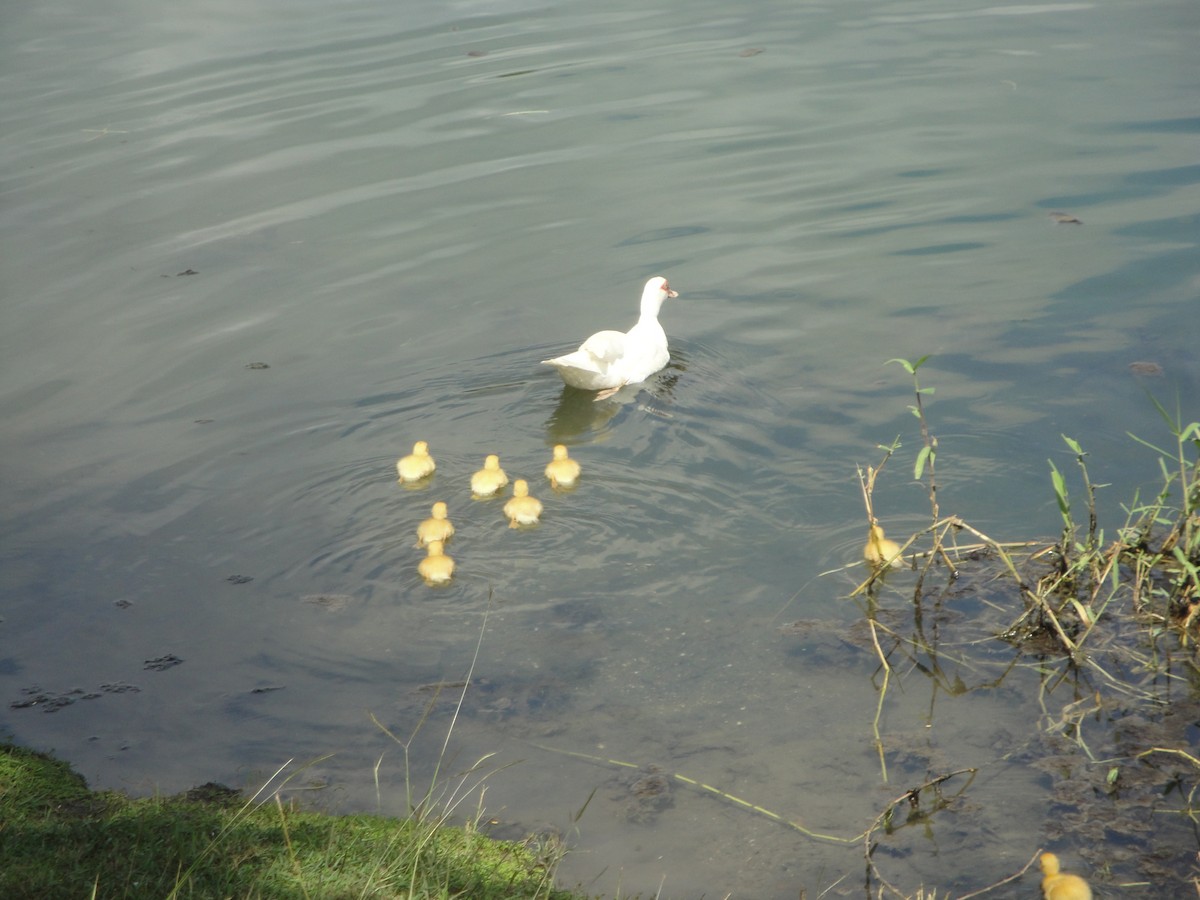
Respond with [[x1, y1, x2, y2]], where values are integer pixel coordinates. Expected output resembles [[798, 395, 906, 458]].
[[417, 501, 454, 547], [545, 444, 581, 488], [397, 441, 436, 482], [1039, 853, 1092, 900], [863, 522, 903, 569], [503, 479, 543, 527], [471, 454, 508, 497], [418, 540, 455, 585]]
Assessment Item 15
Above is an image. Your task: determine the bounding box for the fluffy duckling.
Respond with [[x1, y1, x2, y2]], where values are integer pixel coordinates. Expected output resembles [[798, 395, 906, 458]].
[[417, 501, 454, 547], [397, 441, 436, 482], [1040, 852, 1092, 900], [545, 444, 581, 488], [470, 454, 508, 497], [503, 479, 543, 527], [863, 522, 903, 569], [418, 540, 455, 586]]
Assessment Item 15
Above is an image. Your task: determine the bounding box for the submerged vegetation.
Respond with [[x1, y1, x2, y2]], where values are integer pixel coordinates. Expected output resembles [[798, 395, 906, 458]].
[[835, 356, 1200, 897]]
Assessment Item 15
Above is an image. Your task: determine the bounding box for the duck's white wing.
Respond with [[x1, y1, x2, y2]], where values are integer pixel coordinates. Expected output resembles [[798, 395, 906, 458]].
[[542, 329, 628, 389], [575, 330, 628, 364]]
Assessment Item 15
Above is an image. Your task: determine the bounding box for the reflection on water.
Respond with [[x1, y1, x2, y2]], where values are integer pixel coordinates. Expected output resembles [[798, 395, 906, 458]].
[[544, 385, 624, 443], [542, 357, 685, 443], [2, 0, 1199, 896]]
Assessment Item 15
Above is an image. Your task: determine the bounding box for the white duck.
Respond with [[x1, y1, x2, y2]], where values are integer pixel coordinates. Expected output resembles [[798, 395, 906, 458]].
[[542, 276, 678, 400]]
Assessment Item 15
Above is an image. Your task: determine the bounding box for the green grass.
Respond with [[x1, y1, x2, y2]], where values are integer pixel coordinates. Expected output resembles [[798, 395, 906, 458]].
[[0, 742, 583, 900]]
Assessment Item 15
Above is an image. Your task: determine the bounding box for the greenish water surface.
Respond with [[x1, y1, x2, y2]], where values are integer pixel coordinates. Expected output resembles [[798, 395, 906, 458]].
[[2, 0, 1197, 896]]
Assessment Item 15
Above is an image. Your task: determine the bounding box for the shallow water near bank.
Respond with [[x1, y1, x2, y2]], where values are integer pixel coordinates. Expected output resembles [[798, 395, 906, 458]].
[[2, 0, 1199, 896]]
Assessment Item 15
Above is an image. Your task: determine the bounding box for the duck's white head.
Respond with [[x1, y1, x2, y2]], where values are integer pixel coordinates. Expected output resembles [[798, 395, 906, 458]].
[[640, 276, 678, 317], [646, 276, 677, 300]]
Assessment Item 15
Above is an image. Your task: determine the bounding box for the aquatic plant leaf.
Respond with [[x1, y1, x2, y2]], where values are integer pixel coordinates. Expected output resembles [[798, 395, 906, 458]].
[[1048, 460, 1071, 517]]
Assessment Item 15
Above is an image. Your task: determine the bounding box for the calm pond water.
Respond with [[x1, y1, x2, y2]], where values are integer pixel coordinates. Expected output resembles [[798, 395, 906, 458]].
[[3, 0, 1198, 896]]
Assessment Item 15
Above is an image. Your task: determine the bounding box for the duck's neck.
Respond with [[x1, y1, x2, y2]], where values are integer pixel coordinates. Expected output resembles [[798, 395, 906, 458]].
[[637, 289, 665, 324]]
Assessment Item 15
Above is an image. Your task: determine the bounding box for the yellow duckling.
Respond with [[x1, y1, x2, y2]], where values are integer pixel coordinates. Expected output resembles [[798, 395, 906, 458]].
[[418, 540, 455, 585], [863, 522, 903, 569], [417, 501, 454, 547], [1040, 852, 1092, 900], [544, 444, 581, 488], [503, 479, 543, 527], [470, 454, 508, 497], [397, 441, 436, 482]]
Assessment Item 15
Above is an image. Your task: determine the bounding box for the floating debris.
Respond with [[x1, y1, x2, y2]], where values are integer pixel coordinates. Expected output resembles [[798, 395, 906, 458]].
[[1049, 211, 1083, 224], [618, 766, 673, 823], [10, 687, 86, 712], [185, 782, 241, 803], [244, 362, 270, 370], [1127, 360, 1163, 377], [98, 682, 141, 694], [143, 654, 184, 671], [776, 619, 825, 637], [226, 574, 254, 584], [301, 593, 353, 611], [739, 48, 764, 57], [11, 681, 140, 712], [176, 268, 199, 276]]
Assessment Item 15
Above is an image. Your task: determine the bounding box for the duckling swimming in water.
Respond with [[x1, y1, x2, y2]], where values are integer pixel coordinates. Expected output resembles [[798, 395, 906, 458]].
[[418, 540, 455, 585], [397, 441, 436, 482], [863, 522, 903, 569], [503, 479, 543, 527], [544, 444, 581, 488], [471, 454, 508, 497], [1039, 852, 1092, 900], [417, 501, 454, 547]]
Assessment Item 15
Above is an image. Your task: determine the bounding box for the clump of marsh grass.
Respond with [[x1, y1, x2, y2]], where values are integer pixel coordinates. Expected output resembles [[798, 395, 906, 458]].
[[858, 358, 1199, 659], [839, 355, 1200, 896]]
